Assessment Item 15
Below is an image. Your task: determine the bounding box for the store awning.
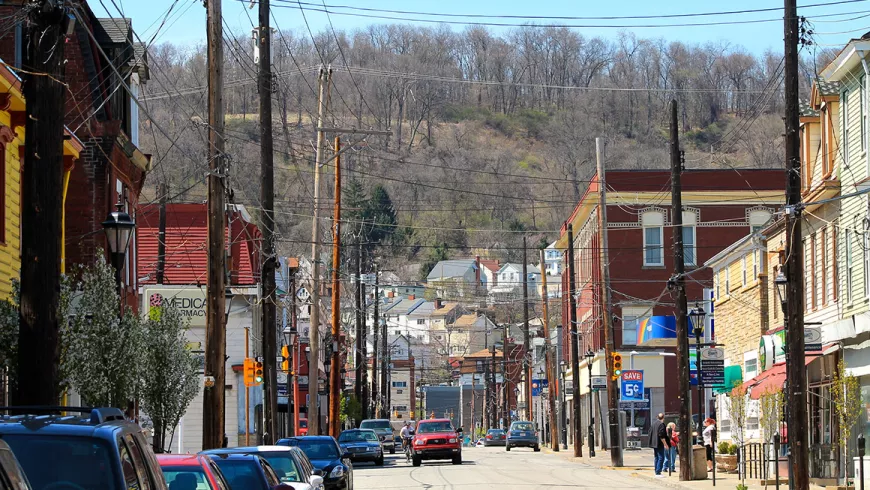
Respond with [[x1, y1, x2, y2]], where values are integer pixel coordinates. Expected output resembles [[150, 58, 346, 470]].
[[712, 365, 743, 395]]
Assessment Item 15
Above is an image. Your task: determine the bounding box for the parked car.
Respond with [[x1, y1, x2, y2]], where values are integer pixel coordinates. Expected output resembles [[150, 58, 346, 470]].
[[209, 453, 298, 490], [358, 419, 394, 454], [202, 446, 324, 489], [337, 430, 383, 466], [410, 418, 461, 467], [484, 429, 506, 447], [0, 439, 30, 489], [277, 436, 352, 490], [298, 419, 309, 436], [157, 454, 230, 490], [506, 421, 539, 451], [0, 407, 168, 489]]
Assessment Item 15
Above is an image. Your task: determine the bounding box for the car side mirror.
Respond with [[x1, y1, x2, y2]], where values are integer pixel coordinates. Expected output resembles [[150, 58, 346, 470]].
[[312, 469, 323, 476], [309, 475, 324, 487], [342, 452, 351, 459]]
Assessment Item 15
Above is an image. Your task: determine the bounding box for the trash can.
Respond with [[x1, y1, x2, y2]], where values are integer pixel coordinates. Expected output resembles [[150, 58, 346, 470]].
[[692, 445, 708, 480]]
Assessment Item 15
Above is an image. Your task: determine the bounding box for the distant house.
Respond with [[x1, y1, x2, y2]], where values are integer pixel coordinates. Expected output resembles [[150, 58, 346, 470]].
[[426, 259, 481, 298], [490, 263, 541, 302], [544, 242, 562, 276], [479, 258, 501, 291]]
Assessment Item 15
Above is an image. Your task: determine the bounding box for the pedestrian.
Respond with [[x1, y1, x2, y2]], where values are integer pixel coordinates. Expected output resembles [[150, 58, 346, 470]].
[[665, 422, 679, 473], [702, 418, 716, 472], [648, 413, 670, 477]]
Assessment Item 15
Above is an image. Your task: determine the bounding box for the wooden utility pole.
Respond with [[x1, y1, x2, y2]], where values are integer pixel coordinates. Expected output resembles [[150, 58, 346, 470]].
[[354, 243, 363, 410], [308, 67, 331, 436], [670, 100, 692, 481], [203, 0, 227, 451], [540, 252, 559, 451], [257, 0, 278, 444], [360, 262, 369, 420], [523, 238, 533, 422], [371, 266, 379, 418], [156, 183, 168, 284], [329, 137, 342, 437], [381, 309, 388, 417], [503, 322, 509, 428], [596, 138, 620, 466], [290, 269, 301, 436], [18, 0, 67, 406], [490, 346, 497, 429], [784, 1, 808, 488], [566, 225, 583, 457]]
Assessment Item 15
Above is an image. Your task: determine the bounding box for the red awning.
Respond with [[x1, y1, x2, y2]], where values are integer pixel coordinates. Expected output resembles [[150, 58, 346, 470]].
[[740, 345, 834, 399]]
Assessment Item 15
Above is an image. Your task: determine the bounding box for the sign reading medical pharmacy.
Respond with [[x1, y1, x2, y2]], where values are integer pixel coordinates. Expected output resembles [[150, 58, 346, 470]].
[[144, 287, 208, 327], [621, 370, 644, 401]]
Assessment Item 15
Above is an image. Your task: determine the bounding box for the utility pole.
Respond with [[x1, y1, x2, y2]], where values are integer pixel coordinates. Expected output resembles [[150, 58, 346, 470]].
[[503, 322, 509, 428], [257, 0, 278, 444], [540, 252, 559, 451], [484, 352, 491, 428], [784, 0, 808, 488], [669, 100, 692, 481], [308, 67, 331, 437], [596, 138, 620, 466], [290, 269, 300, 436], [156, 183, 168, 284], [16, 0, 67, 406], [381, 311, 388, 418], [355, 243, 363, 411], [202, 0, 227, 451], [567, 224, 583, 457], [490, 346, 497, 430], [360, 262, 369, 420], [523, 238, 533, 423], [329, 137, 342, 437], [372, 266, 379, 418]]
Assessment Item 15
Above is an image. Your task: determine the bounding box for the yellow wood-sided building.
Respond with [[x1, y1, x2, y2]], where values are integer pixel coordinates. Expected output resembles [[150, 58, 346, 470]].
[[0, 63, 83, 301]]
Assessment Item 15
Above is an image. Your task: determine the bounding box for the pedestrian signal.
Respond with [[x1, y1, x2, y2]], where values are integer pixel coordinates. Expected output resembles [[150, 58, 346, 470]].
[[611, 352, 623, 381], [243, 358, 256, 387], [254, 360, 264, 385], [281, 345, 290, 372]]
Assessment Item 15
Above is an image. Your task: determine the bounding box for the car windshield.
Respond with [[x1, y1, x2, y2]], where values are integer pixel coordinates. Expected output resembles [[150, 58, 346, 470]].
[[339, 431, 378, 443], [260, 453, 301, 483], [2, 435, 118, 490], [212, 459, 263, 489], [299, 420, 307, 428], [359, 420, 391, 430], [512, 423, 533, 431], [290, 440, 340, 460], [488, 430, 504, 435], [161, 467, 210, 490], [418, 422, 453, 433]]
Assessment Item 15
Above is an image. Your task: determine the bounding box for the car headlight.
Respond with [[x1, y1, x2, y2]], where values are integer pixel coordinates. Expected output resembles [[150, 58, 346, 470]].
[[415, 439, 425, 445], [367, 446, 377, 452], [329, 466, 345, 478], [448, 438, 457, 443]]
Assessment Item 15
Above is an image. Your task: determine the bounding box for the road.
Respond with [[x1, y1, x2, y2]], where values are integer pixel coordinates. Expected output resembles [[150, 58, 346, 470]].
[[352, 446, 662, 490]]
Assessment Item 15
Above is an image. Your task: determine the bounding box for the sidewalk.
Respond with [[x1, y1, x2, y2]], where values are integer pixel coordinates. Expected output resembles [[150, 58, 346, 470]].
[[542, 446, 795, 490]]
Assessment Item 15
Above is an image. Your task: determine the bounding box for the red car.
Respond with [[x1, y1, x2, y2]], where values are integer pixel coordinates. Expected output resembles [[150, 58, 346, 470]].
[[157, 454, 230, 490], [298, 419, 308, 436], [410, 419, 462, 466]]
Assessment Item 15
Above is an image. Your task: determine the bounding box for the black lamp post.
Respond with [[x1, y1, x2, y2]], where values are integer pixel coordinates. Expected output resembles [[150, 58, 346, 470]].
[[585, 350, 596, 457], [689, 304, 707, 436], [560, 360, 568, 449], [773, 270, 792, 490], [101, 199, 136, 293]]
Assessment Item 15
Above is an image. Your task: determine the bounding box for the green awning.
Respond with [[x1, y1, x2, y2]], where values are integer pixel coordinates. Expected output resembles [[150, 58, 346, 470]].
[[713, 365, 743, 395]]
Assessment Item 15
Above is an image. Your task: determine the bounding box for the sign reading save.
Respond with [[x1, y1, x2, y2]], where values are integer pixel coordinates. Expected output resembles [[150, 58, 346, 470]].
[[621, 370, 644, 401]]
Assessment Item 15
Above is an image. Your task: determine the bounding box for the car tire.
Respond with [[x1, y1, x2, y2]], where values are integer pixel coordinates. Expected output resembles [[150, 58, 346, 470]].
[[534, 445, 541, 452], [389, 446, 395, 454], [506, 445, 511, 451], [452, 455, 462, 465], [376, 456, 384, 466], [412, 456, 421, 467]]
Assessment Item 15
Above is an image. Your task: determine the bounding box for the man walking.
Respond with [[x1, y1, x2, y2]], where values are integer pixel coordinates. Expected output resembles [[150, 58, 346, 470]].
[[648, 413, 670, 477]]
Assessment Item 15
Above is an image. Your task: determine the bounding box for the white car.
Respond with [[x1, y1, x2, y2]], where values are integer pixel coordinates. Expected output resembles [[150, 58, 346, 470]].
[[202, 445, 324, 489]]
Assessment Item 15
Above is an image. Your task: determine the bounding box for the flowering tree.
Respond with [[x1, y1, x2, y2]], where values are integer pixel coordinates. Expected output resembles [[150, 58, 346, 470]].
[[831, 358, 862, 485], [62, 255, 144, 408], [140, 303, 199, 453]]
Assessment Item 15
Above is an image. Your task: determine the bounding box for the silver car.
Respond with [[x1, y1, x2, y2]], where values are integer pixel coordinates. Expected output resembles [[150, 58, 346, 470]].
[[359, 419, 396, 454], [506, 421, 540, 451]]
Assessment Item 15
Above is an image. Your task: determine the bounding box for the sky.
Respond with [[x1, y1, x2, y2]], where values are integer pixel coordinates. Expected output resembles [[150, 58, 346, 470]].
[[92, 0, 870, 56]]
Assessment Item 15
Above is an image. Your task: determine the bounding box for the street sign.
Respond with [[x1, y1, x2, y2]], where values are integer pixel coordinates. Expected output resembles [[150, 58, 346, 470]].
[[618, 399, 650, 409], [591, 376, 608, 389], [278, 383, 288, 396], [805, 327, 822, 351], [700, 347, 725, 361], [531, 379, 548, 397], [621, 370, 644, 401], [700, 356, 725, 385]]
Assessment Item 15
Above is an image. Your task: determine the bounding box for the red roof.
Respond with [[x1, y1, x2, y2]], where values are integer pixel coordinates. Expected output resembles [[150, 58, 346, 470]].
[[136, 203, 262, 286]]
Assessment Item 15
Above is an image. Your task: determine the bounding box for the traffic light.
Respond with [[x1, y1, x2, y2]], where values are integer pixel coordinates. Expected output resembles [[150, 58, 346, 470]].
[[281, 345, 290, 372], [243, 358, 255, 387], [254, 360, 264, 385], [611, 352, 623, 381]]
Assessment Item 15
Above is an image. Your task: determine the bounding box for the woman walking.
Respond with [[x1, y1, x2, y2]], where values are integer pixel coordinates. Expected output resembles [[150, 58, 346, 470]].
[[702, 418, 716, 472], [665, 422, 679, 473]]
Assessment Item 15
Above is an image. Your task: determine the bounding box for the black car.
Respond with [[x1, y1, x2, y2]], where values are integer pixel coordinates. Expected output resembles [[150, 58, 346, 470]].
[[0, 406, 167, 490], [0, 439, 30, 489], [484, 429, 506, 447], [209, 453, 294, 490], [202, 445, 325, 488], [277, 436, 352, 490], [337, 430, 383, 466]]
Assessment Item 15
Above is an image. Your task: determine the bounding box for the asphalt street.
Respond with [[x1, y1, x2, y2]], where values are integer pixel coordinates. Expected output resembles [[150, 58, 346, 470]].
[[351, 445, 665, 490]]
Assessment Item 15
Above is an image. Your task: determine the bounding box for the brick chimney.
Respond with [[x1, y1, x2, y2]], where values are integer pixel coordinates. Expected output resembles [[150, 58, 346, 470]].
[[475, 256, 481, 284], [435, 297, 443, 309], [387, 291, 395, 299], [409, 294, 416, 300]]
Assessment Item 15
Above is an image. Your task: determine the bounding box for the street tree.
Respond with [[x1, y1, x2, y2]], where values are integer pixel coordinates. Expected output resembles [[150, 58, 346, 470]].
[[831, 358, 862, 485], [140, 303, 199, 453], [62, 255, 144, 408], [759, 388, 784, 443], [728, 384, 749, 482]]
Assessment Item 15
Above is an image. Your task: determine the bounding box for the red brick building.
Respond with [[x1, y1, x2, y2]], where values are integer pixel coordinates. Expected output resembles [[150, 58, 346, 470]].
[[555, 169, 784, 440], [0, 1, 150, 307]]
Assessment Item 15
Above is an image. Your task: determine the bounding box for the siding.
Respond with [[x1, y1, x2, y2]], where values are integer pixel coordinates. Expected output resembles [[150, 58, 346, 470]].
[[0, 114, 20, 301]]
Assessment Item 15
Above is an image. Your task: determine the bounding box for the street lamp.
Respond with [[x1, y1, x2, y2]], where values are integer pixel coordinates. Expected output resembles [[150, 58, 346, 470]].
[[689, 304, 707, 436], [775, 270, 788, 314], [101, 198, 136, 292], [585, 350, 596, 457], [773, 270, 793, 487], [560, 360, 568, 449]]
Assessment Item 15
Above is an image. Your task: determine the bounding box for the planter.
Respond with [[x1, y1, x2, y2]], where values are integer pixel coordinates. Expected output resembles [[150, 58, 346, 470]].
[[715, 454, 738, 473]]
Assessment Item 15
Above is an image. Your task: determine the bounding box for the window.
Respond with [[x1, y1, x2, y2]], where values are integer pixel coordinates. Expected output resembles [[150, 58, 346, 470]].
[[683, 210, 697, 266], [833, 226, 839, 301], [862, 76, 867, 153], [124, 435, 153, 490], [742, 255, 748, 286], [714, 271, 720, 300], [753, 249, 759, 279], [812, 233, 818, 310], [749, 209, 773, 234], [392, 381, 407, 388], [118, 438, 142, 490], [622, 306, 651, 346], [747, 416, 760, 431], [642, 210, 664, 266], [865, 213, 870, 299], [392, 405, 408, 412], [417, 319, 425, 325], [845, 89, 851, 165], [846, 229, 854, 303], [725, 262, 731, 295], [822, 227, 829, 306], [744, 351, 758, 379], [772, 265, 779, 320]]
